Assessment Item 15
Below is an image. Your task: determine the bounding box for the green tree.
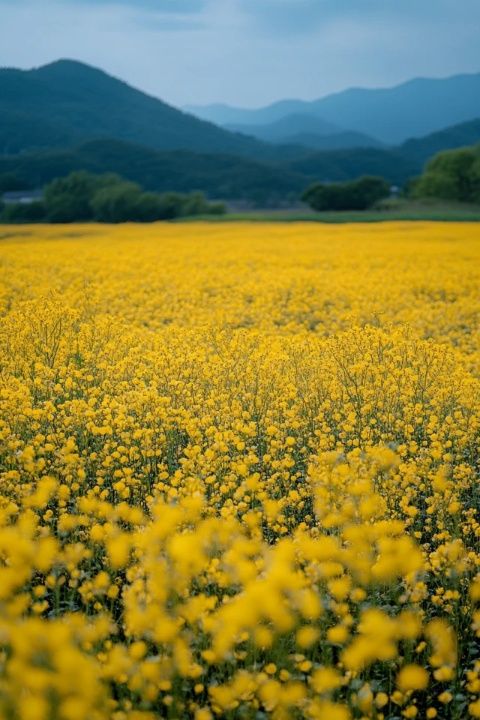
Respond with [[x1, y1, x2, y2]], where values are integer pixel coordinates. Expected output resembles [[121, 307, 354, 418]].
[[44, 171, 121, 222], [91, 181, 144, 223], [5, 170, 226, 224], [156, 192, 186, 220], [1, 201, 46, 223], [302, 176, 390, 211], [414, 146, 480, 203], [178, 191, 224, 217], [133, 193, 166, 222]]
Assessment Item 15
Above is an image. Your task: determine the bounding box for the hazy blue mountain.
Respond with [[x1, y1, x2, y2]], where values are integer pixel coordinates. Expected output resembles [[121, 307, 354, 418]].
[[225, 114, 341, 141], [224, 111, 383, 149], [187, 73, 480, 144], [0, 59, 271, 157], [184, 100, 313, 127], [311, 74, 480, 143]]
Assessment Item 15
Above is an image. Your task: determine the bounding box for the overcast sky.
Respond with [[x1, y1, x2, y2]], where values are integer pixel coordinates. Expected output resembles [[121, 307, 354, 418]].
[[0, 0, 479, 108]]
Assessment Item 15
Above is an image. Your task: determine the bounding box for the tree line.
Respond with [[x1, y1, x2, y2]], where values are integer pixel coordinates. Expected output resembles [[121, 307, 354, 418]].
[[0, 171, 225, 223], [1, 144, 479, 222], [301, 144, 480, 212], [302, 176, 391, 211]]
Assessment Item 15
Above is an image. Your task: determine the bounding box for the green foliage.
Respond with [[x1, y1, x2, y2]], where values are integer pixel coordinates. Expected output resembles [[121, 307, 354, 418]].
[[413, 145, 480, 203], [91, 184, 225, 223], [0, 140, 309, 205], [90, 181, 145, 223], [1, 201, 46, 223], [44, 171, 116, 222], [302, 176, 391, 211], [177, 191, 226, 218], [1, 170, 226, 224]]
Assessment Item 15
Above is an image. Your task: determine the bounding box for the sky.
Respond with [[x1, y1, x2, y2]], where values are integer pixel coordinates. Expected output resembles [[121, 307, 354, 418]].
[[0, 0, 479, 108]]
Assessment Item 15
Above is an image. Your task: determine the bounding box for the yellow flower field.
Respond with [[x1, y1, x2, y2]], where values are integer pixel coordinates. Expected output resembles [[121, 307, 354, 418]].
[[0, 221, 479, 720]]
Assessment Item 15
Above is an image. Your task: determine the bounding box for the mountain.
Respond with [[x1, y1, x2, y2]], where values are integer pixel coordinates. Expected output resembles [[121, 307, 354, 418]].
[[0, 59, 272, 157], [281, 132, 384, 151], [224, 114, 383, 150], [5, 59, 477, 170], [284, 119, 480, 182], [225, 114, 341, 141], [187, 72, 480, 144], [184, 100, 312, 128], [400, 118, 480, 165]]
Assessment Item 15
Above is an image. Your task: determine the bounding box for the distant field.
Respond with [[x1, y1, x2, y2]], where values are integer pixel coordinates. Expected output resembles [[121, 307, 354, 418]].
[[0, 222, 479, 720]]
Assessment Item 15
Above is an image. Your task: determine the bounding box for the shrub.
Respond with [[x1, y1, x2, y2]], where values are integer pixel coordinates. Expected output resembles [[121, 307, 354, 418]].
[[302, 176, 390, 211], [2, 170, 227, 224], [44, 171, 226, 223], [91, 182, 145, 223], [1, 201, 46, 223], [44, 171, 110, 222]]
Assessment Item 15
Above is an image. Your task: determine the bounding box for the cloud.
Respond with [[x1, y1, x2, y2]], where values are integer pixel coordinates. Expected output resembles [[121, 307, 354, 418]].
[[0, 0, 206, 8], [0, 0, 479, 106], [134, 16, 203, 31], [238, 0, 344, 34], [238, 0, 480, 36]]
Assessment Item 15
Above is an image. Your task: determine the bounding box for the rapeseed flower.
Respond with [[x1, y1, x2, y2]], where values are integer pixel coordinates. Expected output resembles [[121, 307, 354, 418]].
[[0, 221, 478, 718]]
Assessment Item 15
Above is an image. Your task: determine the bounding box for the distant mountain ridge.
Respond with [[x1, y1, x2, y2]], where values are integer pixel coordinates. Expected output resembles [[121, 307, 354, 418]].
[[282, 132, 384, 151], [1, 58, 480, 204], [224, 114, 383, 150], [186, 72, 480, 144], [400, 118, 480, 164], [4, 60, 479, 164], [225, 114, 342, 141], [0, 59, 270, 157], [1, 58, 431, 162], [185, 100, 316, 128]]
